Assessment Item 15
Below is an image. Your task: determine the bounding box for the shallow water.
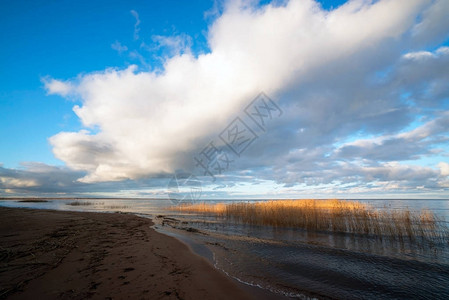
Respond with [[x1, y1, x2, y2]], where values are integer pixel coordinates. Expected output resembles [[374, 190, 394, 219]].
[[205, 232, 449, 299], [155, 212, 449, 299], [1, 198, 449, 299]]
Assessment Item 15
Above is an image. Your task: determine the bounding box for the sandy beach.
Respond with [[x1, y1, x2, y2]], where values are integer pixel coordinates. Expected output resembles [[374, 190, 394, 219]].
[[0, 207, 253, 299]]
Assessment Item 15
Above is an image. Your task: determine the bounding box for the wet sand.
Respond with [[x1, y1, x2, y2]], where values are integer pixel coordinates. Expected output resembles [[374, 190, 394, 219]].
[[0, 207, 253, 299]]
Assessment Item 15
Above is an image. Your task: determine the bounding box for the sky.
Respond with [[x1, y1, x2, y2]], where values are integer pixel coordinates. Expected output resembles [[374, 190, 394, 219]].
[[0, 0, 448, 199]]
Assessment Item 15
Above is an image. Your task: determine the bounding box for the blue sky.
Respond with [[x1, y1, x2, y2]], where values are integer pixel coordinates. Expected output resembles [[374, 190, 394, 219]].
[[1, 0, 448, 199], [1, 0, 213, 167]]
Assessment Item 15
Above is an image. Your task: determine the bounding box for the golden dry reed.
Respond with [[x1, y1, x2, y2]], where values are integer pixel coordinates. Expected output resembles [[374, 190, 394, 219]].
[[175, 199, 449, 243]]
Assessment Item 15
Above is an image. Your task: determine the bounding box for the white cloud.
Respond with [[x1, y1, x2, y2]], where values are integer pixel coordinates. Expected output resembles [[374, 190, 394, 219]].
[[130, 10, 141, 40], [0, 177, 38, 188], [437, 46, 449, 55], [412, 0, 449, 46], [402, 51, 434, 60], [150, 34, 193, 57], [439, 162, 449, 177], [45, 0, 449, 186], [0, 163, 170, 197], [396, 46, 449, 106], [402, 46, 449, 61], [111, 40, 128, 54], [43, 78, 75, 96], [334, 112, 449, 161]]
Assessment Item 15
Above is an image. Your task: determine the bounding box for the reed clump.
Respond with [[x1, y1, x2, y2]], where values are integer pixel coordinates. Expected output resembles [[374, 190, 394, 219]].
[[175, 199, 449, 243], [67, 201, 104, 206]]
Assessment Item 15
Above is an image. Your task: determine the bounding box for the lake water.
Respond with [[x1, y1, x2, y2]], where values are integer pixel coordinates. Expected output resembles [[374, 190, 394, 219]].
[[1, 198, 449, 299]]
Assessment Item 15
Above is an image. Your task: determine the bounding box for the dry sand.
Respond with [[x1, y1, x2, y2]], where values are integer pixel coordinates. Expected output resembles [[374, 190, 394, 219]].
[[0, 207, 254, 299]]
